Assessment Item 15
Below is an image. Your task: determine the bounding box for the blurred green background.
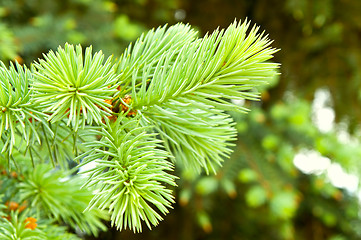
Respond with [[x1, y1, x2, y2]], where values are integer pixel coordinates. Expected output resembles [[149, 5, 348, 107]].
[[1, 0, 361, 239]]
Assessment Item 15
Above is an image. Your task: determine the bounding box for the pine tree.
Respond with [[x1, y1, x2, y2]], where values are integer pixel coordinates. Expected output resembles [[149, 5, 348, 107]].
[[0, 20, 278, 238]]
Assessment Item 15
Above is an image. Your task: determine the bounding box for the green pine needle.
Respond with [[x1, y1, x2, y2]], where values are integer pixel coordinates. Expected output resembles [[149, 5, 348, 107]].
[[0, 211, 46, 240], [0, 19, 279, 234], [141, 101, 237, 174], [33, 43, 118, 131], [18, 164, 108, 236], [0, 61, 44, 155], [129, 20, 279, 111], [78, 117, 176, 232], [115, 23, 197, 96]]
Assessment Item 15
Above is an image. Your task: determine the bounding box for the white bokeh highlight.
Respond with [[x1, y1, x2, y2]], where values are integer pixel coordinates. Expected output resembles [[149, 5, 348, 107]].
[[293, 150, 331, 174], [293, 88, 359, 193], [312, 88, 335, 133]]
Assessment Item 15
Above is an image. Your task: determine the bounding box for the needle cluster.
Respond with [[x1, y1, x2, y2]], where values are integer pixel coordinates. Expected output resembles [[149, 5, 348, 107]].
[[0, 20, 278, 233]]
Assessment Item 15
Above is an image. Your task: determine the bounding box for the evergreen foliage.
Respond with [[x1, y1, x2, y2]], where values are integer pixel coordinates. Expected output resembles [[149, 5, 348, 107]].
[[2, 1, 361, 239], [0, 164, 105, 239], [0, 19, 278, 236]]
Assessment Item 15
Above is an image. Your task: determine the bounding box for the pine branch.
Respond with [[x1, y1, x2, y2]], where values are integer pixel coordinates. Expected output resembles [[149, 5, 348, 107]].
[[129, 20, 278, 111], [116, 19, 279, 173], [0, 19, 279, 234], [0, 61, 47, 156], [114, 23, 197, 96], [0, 210, 81, 240], [77, 117, 176, 232], [18, 164, 108, 236], [141, 102, 237, 173], [0, 211, 46, 240], [32, 44, 118, 131]]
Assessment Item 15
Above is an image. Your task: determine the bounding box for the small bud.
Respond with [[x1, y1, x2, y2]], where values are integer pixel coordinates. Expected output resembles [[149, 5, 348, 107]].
[[25, 217, 37, 223], [2, 215, 11, 221], [10, 171, 18, 178], [25, 221, 37, 230], [25, 217, 37, 230], [18, 202, 27, 213], [6, 201, 19, 211]]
